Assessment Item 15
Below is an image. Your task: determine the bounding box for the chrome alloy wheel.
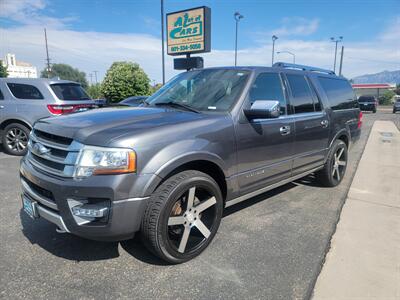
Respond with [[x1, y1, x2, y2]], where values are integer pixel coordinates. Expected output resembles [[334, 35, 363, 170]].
[[332, 147, 347, 181], [5, 127, 28, 153], [167, 186, 218, 254]]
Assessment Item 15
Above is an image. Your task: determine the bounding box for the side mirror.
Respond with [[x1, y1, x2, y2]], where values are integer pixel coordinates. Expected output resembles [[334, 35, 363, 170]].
[[244, 100, 280, 120]]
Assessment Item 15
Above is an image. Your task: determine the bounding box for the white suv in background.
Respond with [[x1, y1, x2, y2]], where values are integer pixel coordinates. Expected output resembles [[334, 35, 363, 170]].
[[0, 78, 96, 155]]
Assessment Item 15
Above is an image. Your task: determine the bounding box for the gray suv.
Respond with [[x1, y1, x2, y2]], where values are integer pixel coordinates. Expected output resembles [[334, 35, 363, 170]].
[[0, 78, 95, 155], [19, 63, 362, 263]]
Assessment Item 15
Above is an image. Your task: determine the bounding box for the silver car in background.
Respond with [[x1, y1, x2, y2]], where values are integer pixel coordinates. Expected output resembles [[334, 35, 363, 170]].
[[0, 78, 96, 155]]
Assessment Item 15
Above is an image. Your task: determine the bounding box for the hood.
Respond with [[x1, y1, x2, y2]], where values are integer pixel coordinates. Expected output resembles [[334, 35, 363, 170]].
[[34, 106, 208, 145]]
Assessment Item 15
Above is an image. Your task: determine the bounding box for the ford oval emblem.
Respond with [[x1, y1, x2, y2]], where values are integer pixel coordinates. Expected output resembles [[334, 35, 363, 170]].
[[32, 142, 51, 155]]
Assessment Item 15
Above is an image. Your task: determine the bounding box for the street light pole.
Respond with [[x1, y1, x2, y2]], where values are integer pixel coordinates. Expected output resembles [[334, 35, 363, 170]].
[[277, 51, 295, 64], [161, 0, 165, 85], [271, 35, 278, 66], [330, 36, 343, 73], [234, 12, 244, 66]]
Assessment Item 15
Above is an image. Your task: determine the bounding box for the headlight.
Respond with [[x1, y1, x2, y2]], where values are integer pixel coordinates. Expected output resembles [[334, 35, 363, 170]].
[[74, 146, 136, 178]]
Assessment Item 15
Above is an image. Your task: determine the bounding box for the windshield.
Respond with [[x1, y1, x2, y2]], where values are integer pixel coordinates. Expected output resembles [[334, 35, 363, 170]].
[[358, 96, 375, 103], [51, 83, 91, 101], [146, 69, 250, 112]]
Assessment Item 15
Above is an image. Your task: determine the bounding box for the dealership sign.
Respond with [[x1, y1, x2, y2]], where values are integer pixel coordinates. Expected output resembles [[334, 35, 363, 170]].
[[167, 6, 211, 56]]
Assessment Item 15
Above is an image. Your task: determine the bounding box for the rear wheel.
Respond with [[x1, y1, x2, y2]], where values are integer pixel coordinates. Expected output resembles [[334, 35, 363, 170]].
[[373, 108, 377, 113], [315, 140, 348, 187], [141, 170, 223, 264], [1, 123, 30, 156]]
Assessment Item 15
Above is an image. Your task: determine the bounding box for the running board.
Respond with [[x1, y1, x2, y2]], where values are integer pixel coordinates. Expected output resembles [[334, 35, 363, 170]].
[[225, 166, 323, 208]]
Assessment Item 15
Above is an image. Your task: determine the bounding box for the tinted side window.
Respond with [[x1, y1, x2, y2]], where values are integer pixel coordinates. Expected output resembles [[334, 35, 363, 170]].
[[286, 74, 314, 114], [7, 83, 44, 100], [307, 79, 322, 111], [318, 77, 357, 110], [0, 89, 3, 100], [249, 73, 287, 114]]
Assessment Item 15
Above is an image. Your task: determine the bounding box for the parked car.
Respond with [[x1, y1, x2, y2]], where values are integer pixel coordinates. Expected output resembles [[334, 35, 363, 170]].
[[119, 96, 148, 107], [20, 63, 361, 263], [0, 78, 96, 155], [358, 95, 377, 113], [393, 97, 400, 113]]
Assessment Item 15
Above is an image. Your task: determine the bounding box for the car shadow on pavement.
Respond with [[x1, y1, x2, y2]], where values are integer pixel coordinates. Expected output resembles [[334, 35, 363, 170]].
[[294, 173, 327, 188], [19, 176, 318, 265], [223, 182, 297, 216], [20, 210, 120, 262]]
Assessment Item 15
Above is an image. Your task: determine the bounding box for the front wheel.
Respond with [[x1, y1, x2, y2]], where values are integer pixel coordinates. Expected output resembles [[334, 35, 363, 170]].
[[141, 170, 223, 264], [315, 140, 348, 187], [2, 123, 30, 156]]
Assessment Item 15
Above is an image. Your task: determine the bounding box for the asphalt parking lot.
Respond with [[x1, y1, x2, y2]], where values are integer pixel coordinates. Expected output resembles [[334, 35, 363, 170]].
[[0, 109, 399, 299]]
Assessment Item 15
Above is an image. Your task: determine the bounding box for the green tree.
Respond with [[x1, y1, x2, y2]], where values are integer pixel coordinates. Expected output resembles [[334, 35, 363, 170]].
[[101, 61, 150, 102], [379, 90, 396, 105], [394, 84, 400, 96], [86, 83, 103, 99], [151, 83, 163, 94], [0, 61, 8, 77], [41, 63, 88, 88]]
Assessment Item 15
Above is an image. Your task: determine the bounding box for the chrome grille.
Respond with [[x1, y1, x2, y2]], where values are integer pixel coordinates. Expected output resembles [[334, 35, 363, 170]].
[[27, 129, 83, 177]]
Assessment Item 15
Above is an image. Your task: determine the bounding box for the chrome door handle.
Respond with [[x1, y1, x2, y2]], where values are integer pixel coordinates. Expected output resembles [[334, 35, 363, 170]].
[[321, 120, 329, 128], [0, 105, 4, 109], [280, 125, 291, 135]]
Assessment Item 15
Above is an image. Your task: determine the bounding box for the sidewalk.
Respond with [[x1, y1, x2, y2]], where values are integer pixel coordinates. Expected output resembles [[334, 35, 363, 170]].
[[313, 121, 400, 300]]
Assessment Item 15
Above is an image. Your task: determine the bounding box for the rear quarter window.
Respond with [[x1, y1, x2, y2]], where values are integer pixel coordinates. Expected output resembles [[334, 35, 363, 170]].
[[50, 84, 91, 101], [7, 83, 44, 99], [318, 77, 358, 110]]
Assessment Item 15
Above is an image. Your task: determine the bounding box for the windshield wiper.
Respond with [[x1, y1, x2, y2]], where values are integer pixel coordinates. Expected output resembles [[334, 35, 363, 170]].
[[154, 102, 200, 113]]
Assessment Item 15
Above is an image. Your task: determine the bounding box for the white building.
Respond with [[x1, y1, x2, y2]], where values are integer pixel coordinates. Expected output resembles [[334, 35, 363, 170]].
[[2, 53, 38, 78]]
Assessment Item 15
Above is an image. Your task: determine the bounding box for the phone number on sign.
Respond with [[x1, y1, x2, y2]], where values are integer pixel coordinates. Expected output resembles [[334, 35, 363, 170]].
[[170, 43, 202, 53]]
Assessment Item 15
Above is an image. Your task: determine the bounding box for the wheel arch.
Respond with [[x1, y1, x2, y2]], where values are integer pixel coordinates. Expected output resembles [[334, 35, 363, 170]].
[[329, 129, 350, 149], [0, 118, 32, 132], [144, 155, 228, 203]]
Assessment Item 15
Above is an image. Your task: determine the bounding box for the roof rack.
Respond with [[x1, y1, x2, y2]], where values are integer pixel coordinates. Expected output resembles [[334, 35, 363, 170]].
[[273, 62, 335, 75]]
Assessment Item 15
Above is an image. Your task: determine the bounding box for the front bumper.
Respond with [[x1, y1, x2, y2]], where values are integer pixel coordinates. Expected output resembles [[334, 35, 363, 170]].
[[20, 157, 153, 241]]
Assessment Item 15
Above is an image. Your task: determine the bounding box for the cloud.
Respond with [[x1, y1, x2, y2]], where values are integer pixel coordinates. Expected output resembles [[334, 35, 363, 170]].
[[380, 16, 400, 42], [270, 17, 320, 37], [0, 4, 398, 83], [1, 24, 399, 83], [0, 0, 74, 28]]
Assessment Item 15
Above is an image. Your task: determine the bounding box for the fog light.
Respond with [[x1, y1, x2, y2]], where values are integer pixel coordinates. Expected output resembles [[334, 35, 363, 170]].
[[67, 198, 110, 226], [72, 206, 108, 218]]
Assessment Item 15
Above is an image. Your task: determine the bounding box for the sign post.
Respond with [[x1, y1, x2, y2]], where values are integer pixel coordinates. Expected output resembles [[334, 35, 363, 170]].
[[166, 6, 211, 71]]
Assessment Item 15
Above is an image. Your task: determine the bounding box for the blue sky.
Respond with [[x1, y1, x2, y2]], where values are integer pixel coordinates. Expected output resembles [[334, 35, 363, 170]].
[[1, 0, 399, 82]]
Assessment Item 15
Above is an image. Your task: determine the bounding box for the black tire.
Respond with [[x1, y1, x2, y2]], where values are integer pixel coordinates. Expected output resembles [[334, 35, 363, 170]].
[[1, 123, 30, 156], [373, 108, 377, 113], [141, 170, 223, 264], [315, 140, 348, 187]]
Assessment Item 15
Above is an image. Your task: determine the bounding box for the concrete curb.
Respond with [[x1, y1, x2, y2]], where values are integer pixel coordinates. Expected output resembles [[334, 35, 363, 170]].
[[313, 121, 400, 299]]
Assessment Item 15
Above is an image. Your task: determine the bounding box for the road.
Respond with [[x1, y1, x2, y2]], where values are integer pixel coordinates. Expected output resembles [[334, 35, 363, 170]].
[[0, 110, 398, 299]]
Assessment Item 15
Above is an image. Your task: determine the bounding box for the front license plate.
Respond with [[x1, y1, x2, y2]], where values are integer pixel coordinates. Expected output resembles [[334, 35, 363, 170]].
[[22, 196, 38, 219]]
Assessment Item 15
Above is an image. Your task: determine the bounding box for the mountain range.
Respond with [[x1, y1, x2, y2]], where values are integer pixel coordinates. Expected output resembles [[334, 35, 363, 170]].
[[352, 70, 400, 84]]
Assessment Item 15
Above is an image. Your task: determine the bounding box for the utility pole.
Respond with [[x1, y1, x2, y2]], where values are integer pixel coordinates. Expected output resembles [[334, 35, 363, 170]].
[[271, 35, 278, 66], [161, 0, 165, 85], [339, 46, 344, 76], [330, 36, 343, 73], [89, 73, 93, 85], [234, 12, 244, 66], [44, 28, 51, 78], [93, 71, 98, 84]]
